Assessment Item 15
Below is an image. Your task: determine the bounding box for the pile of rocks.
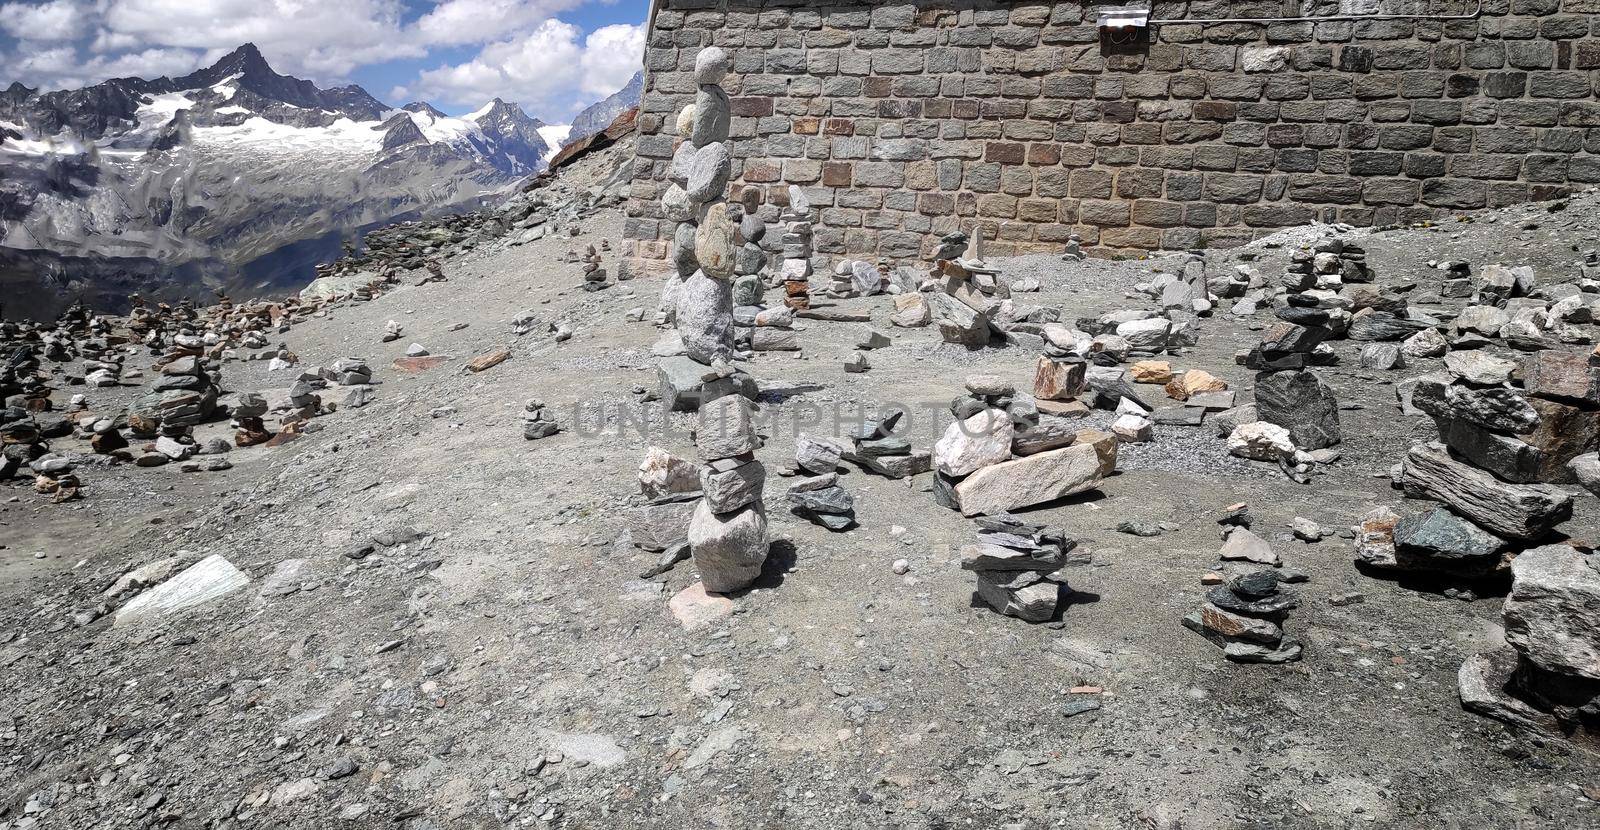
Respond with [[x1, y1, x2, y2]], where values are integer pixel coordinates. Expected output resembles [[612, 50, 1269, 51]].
[[129, 354, 220, 437], [686, 395, 769, 593], [840, 411, 931, 480], [1358, 349, 1583, 581], [580, 244, 607, 292], [926, 232, 1068, 351], [0, 406, 50, 481], [786, 436, 855, 531], [932, 376, 1117, 517], [1460, 543, 1598, 746], [522, 398, 558, 440], [1183, 569, 1303, 664], [631, 446, 701, 557], [825, 259, 884, 299], [1223, 313, 1344, 480], [960, 513, 1077, 623], [777, 187, 813, 311]]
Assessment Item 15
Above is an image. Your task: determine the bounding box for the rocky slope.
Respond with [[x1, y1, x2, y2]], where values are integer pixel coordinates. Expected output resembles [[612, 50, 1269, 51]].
[[0, 45, 555, 319], [1, 147, 1598, 828]]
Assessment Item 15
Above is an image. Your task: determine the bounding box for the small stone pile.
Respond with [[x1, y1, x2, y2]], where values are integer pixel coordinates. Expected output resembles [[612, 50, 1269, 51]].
[[736, 273, 801, 354], [1459, 543, 1599, 744], [129, 354, 220, 437], [630, 446, 701, 556], [231, 392, 270, 447], [932, 376, 1117, 517], [686, 395, 769, 593], [1223, 309, 1344, 479], [840, 411, 931, 480], [0, 406, 49, 481], [522, 398, 557, 440], [823, 260, 858, 299], [580, 243, 607, 292], [1183, 569, 1303, 664], [960, 513, 1077, 623], [786, 435, 854, 531]]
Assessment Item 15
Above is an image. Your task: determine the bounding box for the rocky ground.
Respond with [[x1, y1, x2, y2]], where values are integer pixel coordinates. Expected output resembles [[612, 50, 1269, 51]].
[[4, 166, 1600, 828]]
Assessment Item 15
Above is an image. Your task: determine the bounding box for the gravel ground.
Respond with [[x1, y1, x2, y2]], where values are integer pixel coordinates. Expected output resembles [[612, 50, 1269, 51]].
[[3, 184, 1600, 829]]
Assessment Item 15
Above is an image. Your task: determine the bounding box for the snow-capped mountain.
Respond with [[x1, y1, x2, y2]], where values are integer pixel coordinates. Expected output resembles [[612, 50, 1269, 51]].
[[565, 71, 641, 147], [0, 44, 561, 316]]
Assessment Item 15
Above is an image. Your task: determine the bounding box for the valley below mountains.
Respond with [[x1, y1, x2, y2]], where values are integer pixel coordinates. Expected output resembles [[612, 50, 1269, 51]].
[[0, 44, 573, 319]]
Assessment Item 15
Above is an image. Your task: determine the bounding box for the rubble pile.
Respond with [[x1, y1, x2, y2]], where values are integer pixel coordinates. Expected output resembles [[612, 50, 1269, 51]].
[[786, 435, 855, 531], [960, 512, 1078, 623], [931, 376, 1117, 518]]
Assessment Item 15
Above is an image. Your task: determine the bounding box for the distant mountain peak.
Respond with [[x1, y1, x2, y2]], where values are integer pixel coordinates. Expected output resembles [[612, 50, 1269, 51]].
[[565, 71, 642, 146], [217, 43, 271, 75], [402, 102, 447, 120]]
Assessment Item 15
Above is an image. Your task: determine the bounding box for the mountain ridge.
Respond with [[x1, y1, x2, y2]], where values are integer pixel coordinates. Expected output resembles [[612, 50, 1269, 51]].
[[0, 44, 560, 317]]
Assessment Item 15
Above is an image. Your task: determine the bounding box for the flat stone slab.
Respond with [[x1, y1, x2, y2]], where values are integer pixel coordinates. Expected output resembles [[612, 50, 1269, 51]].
[[668, 583, 734, 630]]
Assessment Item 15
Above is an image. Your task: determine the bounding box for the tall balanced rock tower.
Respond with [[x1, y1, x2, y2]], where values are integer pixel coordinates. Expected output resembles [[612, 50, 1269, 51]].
[[655, 45, 757, 412]]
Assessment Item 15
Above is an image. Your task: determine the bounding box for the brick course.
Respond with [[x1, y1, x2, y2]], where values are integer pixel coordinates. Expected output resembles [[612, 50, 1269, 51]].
[[626, 0, 1600, 269]]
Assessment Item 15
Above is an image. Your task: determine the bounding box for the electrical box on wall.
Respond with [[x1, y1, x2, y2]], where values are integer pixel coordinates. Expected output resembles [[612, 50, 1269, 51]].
[[1097, 6, 1149, 44]]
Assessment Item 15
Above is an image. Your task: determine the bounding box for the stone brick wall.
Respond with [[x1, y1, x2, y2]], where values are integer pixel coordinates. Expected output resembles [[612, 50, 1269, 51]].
[[625, 0, 1600, 271]]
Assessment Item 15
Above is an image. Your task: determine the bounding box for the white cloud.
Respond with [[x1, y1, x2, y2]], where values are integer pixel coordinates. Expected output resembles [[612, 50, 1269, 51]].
[[0, 0, 86, 41], [576, 22, 643, 98], [409, 20, 641, 116], [413, 0, 581, 47], [99, 0, 425, 78], [1, 39, 199, 88], [0, 0, 642, 119]]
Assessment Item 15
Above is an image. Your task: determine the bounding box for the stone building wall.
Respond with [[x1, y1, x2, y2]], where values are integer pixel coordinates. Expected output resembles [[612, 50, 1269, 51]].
[[624, 0, 1600, 271]]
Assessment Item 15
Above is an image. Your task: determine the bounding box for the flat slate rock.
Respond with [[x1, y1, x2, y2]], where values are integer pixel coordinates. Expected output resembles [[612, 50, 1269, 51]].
[[1400, 442, 1572, 541]]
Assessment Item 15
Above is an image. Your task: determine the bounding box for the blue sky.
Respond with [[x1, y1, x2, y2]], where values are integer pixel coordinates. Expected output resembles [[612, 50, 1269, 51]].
[[0, 0, 650, 121]]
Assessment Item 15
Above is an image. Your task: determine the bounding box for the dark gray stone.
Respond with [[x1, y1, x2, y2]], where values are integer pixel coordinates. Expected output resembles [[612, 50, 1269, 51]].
[[1254, 369, 1342, 450]]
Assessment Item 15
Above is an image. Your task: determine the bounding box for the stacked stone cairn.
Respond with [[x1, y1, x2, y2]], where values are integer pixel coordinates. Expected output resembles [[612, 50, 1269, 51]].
[[1357, 348, 1581, 585], [631, 446, 701, 563], [1184, 568, 1304, 664], [0, 406, 50, 482], [778, 186, 813, 311], [580, 244, 606, 292], [960, 513, 1079, 623], [1459, 543, 1599, 745], [924, 231, 1067, 352], [654, 46, 757, 413], [932, 375, 1118, 517], [824, 260, 858, 299], [786, 435, 855, 531], [522, 398, 557, 440], [1222, 293, 1344, 479], [734, 261, 802, 354], [840, 410, 931, 480], [686, 395, 769, 593]]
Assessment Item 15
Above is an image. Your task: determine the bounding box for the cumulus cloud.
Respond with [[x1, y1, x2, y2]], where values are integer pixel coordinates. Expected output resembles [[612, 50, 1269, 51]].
[[0, 0, 85, 41], [413, 0, 583, 47], [410, 20, 642, 116], [99, 0, 425, 78], [0, 0, 642, 118]]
